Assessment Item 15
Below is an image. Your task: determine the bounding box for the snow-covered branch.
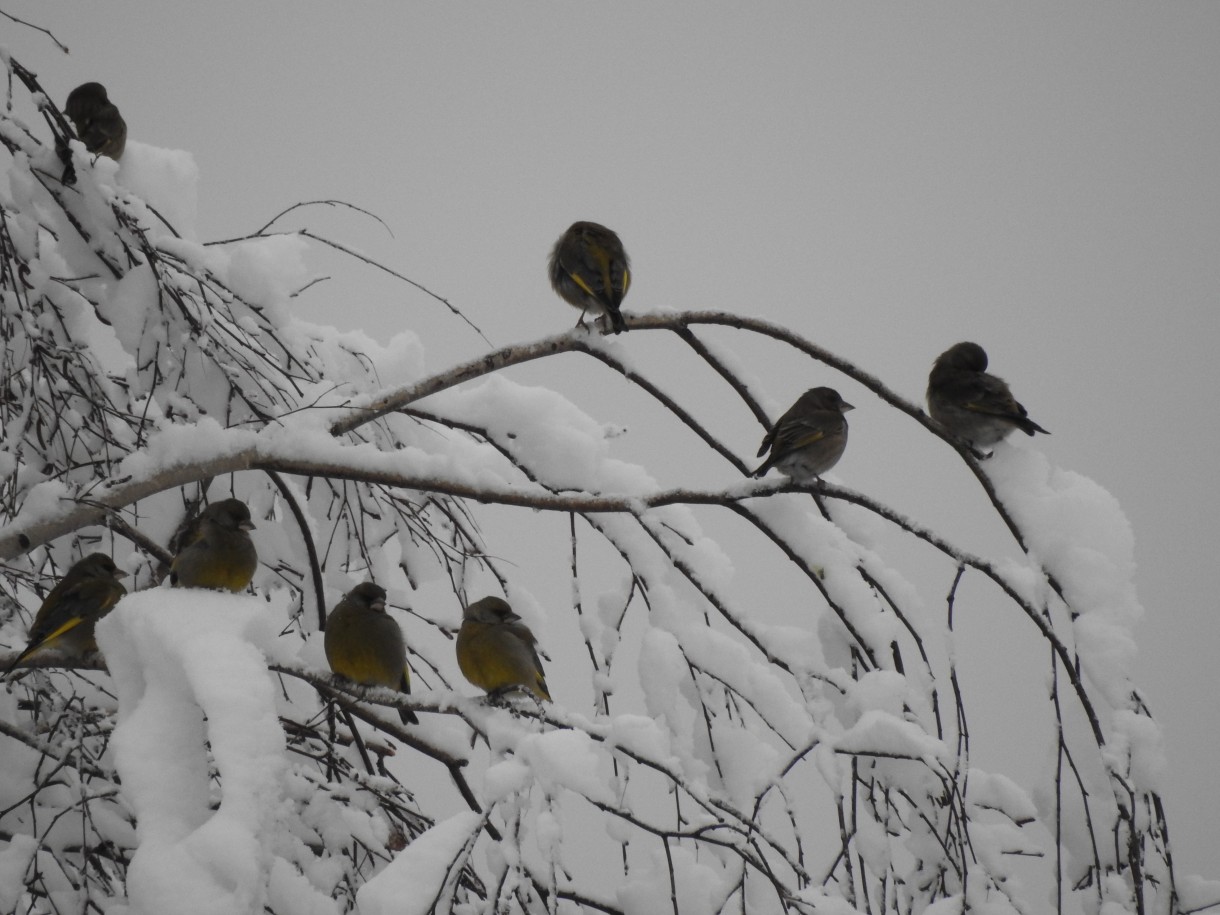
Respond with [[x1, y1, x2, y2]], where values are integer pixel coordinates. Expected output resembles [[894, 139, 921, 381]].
[[0, 53, 1197, 915]]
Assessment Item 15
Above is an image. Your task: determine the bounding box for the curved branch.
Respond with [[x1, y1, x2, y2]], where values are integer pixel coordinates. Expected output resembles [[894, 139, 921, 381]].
[[0, 434, 790, 560], [265, 470, 327, 631]]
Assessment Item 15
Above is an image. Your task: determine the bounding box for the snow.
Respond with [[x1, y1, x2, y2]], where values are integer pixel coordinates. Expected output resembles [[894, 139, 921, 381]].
[[835, 709, 949, 766], [966, 770, 1038, 824], [357, 812, 482, 915], [0, 834, 37, 912], [514, 728, 616, 805], [617, 844, 724, 915], [985, 447, 1144, 707], [97, 590, 286, 915], [125, 140, 197, 224]]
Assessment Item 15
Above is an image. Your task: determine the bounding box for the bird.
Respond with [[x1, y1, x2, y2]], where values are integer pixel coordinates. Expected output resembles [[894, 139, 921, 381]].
[[457, 596, 550, 701], [3, 553, 127, 675], [926, 341, 1049, 450], [753, 387, 854, 483], [549, 221, 630, 334], [64, 82, 127, 160], [169, 499, 258, 592], [325, 583, 418, 726]]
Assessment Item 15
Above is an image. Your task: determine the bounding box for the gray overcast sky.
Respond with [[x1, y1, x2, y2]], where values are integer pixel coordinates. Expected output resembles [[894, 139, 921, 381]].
[[5, 1, 1218, 875]]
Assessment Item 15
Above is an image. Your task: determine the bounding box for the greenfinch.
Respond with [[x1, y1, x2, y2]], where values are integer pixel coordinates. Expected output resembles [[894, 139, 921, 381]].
[[753, 387, 854, 482], [457, 596, 550, 701], [3, 553, 127, 674], [549, 221, 630, 334], [64, 82, 126, 160], [927, 342, 1049, 450], [325, 583, 418, 726], [170, 499, 258, 592]]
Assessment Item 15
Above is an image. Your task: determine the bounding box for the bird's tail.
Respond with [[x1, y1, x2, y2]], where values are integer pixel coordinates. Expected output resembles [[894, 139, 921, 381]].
[[398, 672, 419, 724], [2, 644, 36, 677], [1018, 418, 1050, 436]]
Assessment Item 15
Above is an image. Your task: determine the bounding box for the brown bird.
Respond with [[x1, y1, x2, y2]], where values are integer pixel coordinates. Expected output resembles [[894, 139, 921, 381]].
[[325, 583, 418, 726], [3, 553, 127, 675], [457, 596, 550, 701], [65, 82, 127, 160], [753, 387, 854, 483], [927, 342, 1049, 450], [170, 499, 258, 592], [549, 221, 630, 334]]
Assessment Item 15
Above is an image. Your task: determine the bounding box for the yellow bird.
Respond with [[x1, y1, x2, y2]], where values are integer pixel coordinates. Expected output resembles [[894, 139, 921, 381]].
[[170, 499, 258, 592], [3, 553, 127, 675], [457, 596, 550, 701], [549, 221, 630, 334], [325, 583, 418, 725], [65, 82, 127, 160]]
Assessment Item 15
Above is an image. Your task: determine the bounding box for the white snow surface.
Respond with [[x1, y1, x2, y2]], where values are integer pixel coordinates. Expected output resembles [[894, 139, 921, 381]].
[[97, 590, 287, 915], [357, 812, 482, 915]]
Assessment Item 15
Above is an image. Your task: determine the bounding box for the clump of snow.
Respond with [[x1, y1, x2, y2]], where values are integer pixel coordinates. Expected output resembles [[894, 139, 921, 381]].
[[515, 728, 616, 805], [483, 757, 533, 803], [637, 627, 708, 786], [357, 812, 482, 915], [0, 834, 37, 912], [986, 447, 1144, 707], [97, 589, 287, 915], [1105, 709, 1166, 791], [1177, 874, 1220, 912], [113, 141, 201, 238], [618, 844, 726, 915], [431, 375, 659, 496], [966, 769, 1037, 824], [835, 710, 949, 767], [99, 263, 159, 366], [210, 234, 312, 313]]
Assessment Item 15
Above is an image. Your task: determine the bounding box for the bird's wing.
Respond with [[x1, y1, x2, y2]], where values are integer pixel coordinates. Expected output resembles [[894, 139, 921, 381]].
[[959, 375, 1028, 421], [4, 579, 119, 673], [769, 415, 839, 458], [28, 578, 120, 643]]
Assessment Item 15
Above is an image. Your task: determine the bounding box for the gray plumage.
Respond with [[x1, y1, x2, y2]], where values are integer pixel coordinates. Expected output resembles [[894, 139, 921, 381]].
[[65, 82, 126, 160], [753, 387, 854, 483], [927, 342, 1048, 449]]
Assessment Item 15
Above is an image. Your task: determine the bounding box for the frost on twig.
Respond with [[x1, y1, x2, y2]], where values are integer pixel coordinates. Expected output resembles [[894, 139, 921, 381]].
[[0, 54, 1200, 915]]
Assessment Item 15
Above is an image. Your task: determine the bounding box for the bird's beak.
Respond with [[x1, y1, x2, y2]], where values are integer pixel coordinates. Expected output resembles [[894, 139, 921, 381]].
[[240, 521, 256, 531], [114, 569, 129, 579], [841, 401, 856, 412], [371, 599, 386, 612]]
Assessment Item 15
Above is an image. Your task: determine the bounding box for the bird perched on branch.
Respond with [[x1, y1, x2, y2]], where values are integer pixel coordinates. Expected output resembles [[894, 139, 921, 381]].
[[457, 596, 550, 701], [753, 387, 854, 483], [926, 341, 1049, 451], [325, 582, 418, 726], [549, 221, 630, 334], [3, 553, 127, 675], [170, 499, 258, 592], [64, 82, 126, 160]]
